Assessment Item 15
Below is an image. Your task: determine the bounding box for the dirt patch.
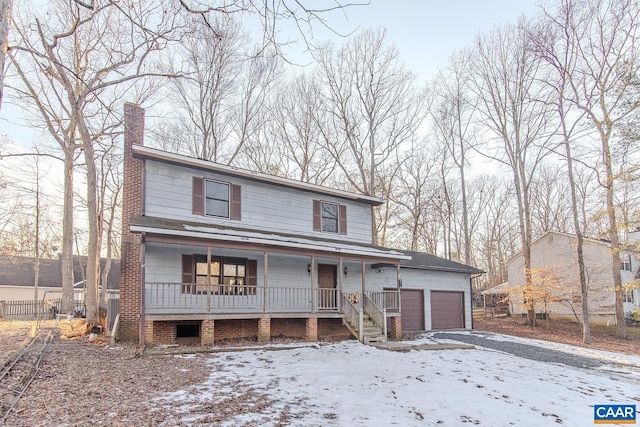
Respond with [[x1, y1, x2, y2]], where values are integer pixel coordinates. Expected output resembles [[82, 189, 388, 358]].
[[0, 320, 36, 363], [1, 319, 215, 426], [473, 316, 640, 355]]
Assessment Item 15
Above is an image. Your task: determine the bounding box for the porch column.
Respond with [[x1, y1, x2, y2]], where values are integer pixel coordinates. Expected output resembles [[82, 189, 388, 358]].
[[306, 317, 318, 341], [310, 256, 316, 313], [206, 247, 211, 313], [201, 319, 215, 345], [263, 252, 268, 312], [361, 260, 366, 294], [397, 263, 402, 313], [258, 318, 271, 343], [143, 319, 154, 345], [338, 258, 344, 311], [389, 317, 402, 340]]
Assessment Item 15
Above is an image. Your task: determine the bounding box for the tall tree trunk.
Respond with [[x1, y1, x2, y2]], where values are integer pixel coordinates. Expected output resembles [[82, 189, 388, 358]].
[[61, 151, 74, 315], [602, 134, 627, 339], [559, 106, 591, 344], [0, 0, 12, 109]]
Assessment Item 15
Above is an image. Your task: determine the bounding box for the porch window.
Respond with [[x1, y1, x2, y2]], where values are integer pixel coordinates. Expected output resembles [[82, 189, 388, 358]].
[[192, 256, 255, 295]]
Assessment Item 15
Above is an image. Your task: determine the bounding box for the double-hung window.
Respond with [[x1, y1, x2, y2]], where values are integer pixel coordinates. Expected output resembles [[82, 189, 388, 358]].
[[313, 199, 347, 235], [192, 177, 241, 220], [205, 180, 230, 218], [321, 202, 339, 233]]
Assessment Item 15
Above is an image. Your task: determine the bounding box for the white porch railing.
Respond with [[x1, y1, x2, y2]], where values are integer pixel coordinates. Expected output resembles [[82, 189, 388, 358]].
[[366, 291, 399, 311], [363, 293, 387, 337], [341, 291, 363, 342], [145, 283, 343, 314]]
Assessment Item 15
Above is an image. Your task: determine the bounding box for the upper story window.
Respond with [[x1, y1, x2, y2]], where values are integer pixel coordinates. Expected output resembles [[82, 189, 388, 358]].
[[621, 256, 631, 271], [313, 200, 347, 235], [205, 180, 230, 218], [192, 176, 241, 220], [322, 202, 339, 233]]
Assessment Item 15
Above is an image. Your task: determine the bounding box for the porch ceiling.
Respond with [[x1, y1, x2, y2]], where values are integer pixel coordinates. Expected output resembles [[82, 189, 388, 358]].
[[130, 216, 410, 261]]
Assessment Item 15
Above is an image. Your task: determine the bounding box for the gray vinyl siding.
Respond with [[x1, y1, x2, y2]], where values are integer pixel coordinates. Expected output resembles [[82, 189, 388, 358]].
[[364, 266, 471, 330], [144, 161, 373, 244]]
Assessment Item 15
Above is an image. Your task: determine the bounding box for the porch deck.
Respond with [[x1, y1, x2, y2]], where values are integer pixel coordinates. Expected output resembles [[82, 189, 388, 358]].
[[144, 283, 399, 317]]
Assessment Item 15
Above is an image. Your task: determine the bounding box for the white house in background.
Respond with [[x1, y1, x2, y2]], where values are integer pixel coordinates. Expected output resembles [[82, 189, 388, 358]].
[[507, 230, 640, 325], [118, 103, 483, 346]]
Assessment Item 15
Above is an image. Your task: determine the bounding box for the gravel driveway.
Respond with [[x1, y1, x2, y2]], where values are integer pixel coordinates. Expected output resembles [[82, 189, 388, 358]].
[[432, 331, 639, 373]]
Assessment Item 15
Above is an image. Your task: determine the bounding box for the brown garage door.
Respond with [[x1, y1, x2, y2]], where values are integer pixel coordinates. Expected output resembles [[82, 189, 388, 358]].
[[401, 289, 424, 331], [431, 291, 464, 329]]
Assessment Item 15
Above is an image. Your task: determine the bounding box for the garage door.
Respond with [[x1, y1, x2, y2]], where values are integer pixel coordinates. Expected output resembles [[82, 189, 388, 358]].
[[431, 291, 464, 329], [401, 289, 424, 331]]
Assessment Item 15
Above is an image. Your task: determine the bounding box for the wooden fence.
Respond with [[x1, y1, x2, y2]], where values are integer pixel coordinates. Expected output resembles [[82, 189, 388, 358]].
[[0, 299, 63, 320]]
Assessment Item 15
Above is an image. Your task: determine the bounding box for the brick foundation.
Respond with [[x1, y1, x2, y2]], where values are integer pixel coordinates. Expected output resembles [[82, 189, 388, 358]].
[[258, 318, 271, 343], [305, 317, 318, 341], [388, 316, 402, 340], [214, 319, 259, 343], [201, 319, 215, 345], [270, 318, 306, 339], [318, 318, 352, 341], [152, 321, 176, 344]]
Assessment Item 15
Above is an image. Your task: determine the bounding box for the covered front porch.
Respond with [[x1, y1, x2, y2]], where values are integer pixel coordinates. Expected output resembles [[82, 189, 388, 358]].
[[140, 234, 407, 344]]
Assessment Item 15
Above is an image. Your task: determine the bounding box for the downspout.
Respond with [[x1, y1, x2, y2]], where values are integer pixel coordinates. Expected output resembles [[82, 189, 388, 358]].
[[139, 231, 146, 346], [469, 273, 483, 330]]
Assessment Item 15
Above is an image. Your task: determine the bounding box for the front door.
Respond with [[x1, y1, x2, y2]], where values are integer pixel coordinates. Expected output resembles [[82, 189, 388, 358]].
[[317, 264, 337, 309]]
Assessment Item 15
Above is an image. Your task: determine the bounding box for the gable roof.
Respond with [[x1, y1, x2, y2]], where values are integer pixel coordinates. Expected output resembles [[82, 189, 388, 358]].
[[0, 255, 120, 289], [133, 144, 385, 206]]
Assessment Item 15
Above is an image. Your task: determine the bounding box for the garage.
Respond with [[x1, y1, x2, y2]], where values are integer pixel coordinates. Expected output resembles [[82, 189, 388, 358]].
[[401, 289, 425, 331], [431, 291, 464, 329]]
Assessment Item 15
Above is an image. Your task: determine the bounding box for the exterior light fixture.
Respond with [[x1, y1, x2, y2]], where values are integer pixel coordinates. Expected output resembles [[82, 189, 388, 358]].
[[343, 266, 348, 276], [307, 264, 311, 274]]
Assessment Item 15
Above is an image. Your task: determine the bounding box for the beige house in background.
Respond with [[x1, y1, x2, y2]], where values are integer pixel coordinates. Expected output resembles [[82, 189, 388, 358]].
[[0, 255, 120, 302], [507, 231, 640, 326]]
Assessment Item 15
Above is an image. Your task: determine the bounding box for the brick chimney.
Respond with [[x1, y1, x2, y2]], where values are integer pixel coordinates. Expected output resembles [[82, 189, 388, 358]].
[[119, 103, 145, 342]]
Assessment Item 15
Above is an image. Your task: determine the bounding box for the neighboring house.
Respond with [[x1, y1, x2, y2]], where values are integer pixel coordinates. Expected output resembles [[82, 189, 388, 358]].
[[507, 230, 640, 325], [119, 103, 483, 345], [0, 255, 120, 301]]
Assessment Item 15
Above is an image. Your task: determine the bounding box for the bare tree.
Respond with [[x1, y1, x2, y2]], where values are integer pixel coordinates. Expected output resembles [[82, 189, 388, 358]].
[[0, 0, 12, 108], [470, 19, 555, 326], [268, 73, 337, 184], [315, 28, 427, 243], [431, 50, 477, 264], [538, 0, 640, 338], [7, 0, 181, 324], [392, 141, 439, 251]]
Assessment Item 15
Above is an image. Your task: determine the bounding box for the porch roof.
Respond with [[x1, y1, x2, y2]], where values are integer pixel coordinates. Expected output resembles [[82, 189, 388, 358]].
[[130, 216, 410, 261]]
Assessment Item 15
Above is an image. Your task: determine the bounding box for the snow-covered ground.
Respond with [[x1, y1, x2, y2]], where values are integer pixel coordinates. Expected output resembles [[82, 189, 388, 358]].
[[158, 332, 640, 426]]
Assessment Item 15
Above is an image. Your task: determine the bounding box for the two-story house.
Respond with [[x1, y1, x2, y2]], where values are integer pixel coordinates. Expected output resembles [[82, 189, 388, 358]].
[[119, 103, 483, 345], [507, 230, 640, 325]]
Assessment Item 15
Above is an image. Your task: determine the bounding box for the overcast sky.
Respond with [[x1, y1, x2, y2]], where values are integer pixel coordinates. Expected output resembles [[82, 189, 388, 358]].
[[0, 0, 541, 147]]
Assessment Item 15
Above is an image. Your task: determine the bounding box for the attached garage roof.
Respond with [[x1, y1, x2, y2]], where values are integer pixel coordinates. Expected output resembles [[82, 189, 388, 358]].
[[396, 251, 484, 275]]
